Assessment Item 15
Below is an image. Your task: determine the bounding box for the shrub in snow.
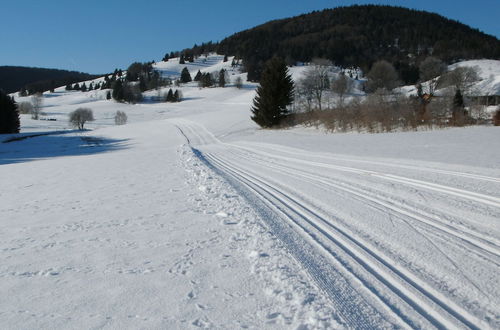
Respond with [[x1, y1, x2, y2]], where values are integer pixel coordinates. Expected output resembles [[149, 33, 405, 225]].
[[114, 111, 127, 125], [69, 107, 94, 130], [234, 76, 243, 89]]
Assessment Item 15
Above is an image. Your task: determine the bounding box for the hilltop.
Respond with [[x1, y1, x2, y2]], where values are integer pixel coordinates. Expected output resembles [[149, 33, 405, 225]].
[[176, 5, 500, 81], [0, 66, 99, 94]]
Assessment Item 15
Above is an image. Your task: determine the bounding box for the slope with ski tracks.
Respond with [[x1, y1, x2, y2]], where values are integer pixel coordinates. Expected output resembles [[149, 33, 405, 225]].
[[173, 118, 500, 329]]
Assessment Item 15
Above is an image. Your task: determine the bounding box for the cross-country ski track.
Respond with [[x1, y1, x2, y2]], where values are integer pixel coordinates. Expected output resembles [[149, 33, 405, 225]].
[[175, 118, 499, 329]]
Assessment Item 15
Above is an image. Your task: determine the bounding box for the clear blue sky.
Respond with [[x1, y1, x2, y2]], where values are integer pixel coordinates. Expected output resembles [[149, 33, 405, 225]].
[[0, 0, 498, 74]]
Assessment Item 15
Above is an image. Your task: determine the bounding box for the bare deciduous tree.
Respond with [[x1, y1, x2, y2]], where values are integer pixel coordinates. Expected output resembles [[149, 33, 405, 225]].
[[298, 59, 331, 111], [331, 73, 353, 105], [69, 108, 94, 130], [31, 93, 43, 119], [114, 111, 127, 125], [17, 102, 33, 114], [234, 76, 243, 89], [438, 66, 480, 95], [419, 57, 446, 95], [366, 60, 400, 93]]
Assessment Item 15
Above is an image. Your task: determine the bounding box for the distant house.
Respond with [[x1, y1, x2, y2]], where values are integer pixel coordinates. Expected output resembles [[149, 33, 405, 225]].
[[469, 95, 500, 106]]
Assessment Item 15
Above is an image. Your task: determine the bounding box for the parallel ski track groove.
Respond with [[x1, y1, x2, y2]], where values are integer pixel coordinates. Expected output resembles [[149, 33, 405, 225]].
[[235, 142, 500, 184], [226, 147, 500, 260], [175, 120, 493, 329], [206, 152, 482, 330], [231, 145, 500, 209]]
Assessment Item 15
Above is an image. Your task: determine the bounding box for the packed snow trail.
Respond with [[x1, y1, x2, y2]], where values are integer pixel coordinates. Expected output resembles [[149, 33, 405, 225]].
[[174, 118, 500, 329], [0, 122, 344, 329]]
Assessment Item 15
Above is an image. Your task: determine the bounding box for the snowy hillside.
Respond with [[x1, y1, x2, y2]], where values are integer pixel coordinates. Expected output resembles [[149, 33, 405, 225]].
[[449, 59, 500, 96], [1, 55, 500, 329], [400, 59, 500, 98], [153, 54, 242, 80]]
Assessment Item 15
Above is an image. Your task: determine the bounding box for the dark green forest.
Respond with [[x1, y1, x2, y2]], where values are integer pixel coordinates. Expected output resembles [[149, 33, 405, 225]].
[[0, 66, 99, 94], [171, 5, 500, 82]]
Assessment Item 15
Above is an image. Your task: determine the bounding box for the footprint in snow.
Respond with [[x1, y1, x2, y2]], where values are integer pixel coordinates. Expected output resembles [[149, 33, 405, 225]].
[[222, 219, 239, 225]]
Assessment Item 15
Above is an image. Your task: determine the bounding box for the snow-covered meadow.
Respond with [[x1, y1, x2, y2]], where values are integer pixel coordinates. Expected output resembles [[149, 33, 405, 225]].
[[1, 55, 499, 328]]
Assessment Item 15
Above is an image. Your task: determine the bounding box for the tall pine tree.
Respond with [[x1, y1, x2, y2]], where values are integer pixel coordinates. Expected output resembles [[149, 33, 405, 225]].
[[251, 57, 294, 128], [180, 67, 192, 83], [112, 80, 124, 101], [0, 90, 20, 134], [194, 70, 202, 81], [219, 69, 226, 87]]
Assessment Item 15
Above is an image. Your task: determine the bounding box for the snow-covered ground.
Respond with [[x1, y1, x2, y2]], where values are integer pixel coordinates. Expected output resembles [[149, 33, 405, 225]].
[[1, 56, 499, 329]]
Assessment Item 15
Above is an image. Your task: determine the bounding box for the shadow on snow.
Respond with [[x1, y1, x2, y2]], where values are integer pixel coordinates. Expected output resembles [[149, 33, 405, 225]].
[[0, 131, 129, 165]]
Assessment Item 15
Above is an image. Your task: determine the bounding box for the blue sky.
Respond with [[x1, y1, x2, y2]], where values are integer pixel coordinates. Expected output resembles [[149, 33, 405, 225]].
[[0, 0, 498, 74]]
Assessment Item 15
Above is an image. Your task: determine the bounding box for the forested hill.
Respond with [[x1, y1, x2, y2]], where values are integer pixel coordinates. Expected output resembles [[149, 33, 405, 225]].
[[178, 5, 500, 82], [0, 66, 99, 94]]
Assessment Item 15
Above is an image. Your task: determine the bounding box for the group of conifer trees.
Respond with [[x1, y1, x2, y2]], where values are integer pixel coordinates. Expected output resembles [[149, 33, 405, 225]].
[[165, 89, 181, 102]]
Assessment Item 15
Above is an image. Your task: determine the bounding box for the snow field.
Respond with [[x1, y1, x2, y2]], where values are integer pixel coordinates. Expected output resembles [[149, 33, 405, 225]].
[[1, 55, 499, 329], [172, 118, 499, 328], [180, 143, 342, 328]]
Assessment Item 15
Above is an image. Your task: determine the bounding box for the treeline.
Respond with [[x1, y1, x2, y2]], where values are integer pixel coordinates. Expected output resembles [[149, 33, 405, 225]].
[[169, 5, 500, 82], [251, 56, 499, 132], [0, 66, 99, 95]]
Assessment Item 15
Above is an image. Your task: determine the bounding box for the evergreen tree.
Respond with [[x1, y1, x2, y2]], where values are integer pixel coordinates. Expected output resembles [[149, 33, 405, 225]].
[[19, 87, 28, 97], [180, 67, 192, 83], [166, 89, 174, 102], [0, 90, 20, 134], [179, 54, 185, 64], [174, 90, 180, 102], [223, 55, 228, 62], [451, 89, 467, 126], [112, 80, 124, 101], [199, 73, 214, 88], [194, 70, 202, 81], [81, 83, 87, 92], [251, 57, 294, 128], [219, 69, 227, 87], [139, 77, 147, 92], [106, 91, 111, 100], [453, 89, 464, 109], [73, 83, 80, 90]]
